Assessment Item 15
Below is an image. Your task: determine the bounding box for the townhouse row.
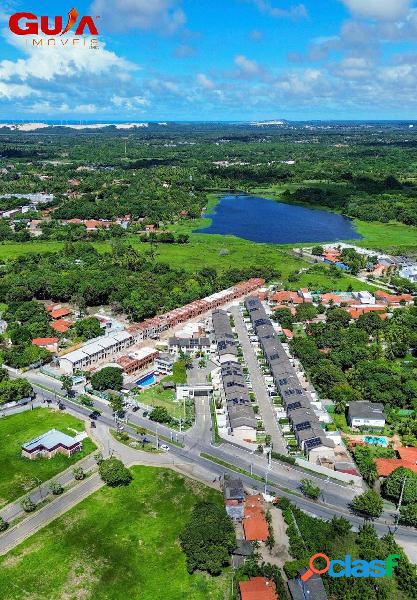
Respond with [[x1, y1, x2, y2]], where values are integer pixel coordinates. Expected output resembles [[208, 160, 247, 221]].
[[244, 296, 334, 459], [212, 309, 257, 442]]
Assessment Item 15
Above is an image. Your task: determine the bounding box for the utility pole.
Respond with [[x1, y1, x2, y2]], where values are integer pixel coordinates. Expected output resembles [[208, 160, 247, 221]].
[[395, 474, 407, 528], [264, 470, 268, 495]]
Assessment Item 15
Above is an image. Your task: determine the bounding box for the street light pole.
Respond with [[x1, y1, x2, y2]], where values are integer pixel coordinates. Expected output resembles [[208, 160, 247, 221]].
[[264, 470, 268, 495], [395, 474, 407, 529]]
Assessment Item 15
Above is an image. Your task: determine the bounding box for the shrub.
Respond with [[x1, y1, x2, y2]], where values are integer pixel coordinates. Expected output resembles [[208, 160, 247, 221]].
[[49, 482, 64, 495], [0, 516, 9, 532], [73, 466, 85, 481], [21, 497, 36, 512]]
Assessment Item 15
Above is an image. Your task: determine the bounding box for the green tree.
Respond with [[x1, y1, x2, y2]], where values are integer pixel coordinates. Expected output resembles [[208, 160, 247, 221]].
[[90, 367, 123, 391], [149, 406, 172, 424], [351, 490, 383, 518], [383, 467, 417, 504], [21, 497, 36, 513], [99, 458, 132, 487], [0, 516, 9, 532], [49, 481, 64, 495], [60, 375, 73, 397], [311, 245, 324, 256], [295, 303, 318, 322], [108, 392, 124, 415], [399, 502, 417, 527], [300, 479, 321, 500], [180, 502, 235, 575], [74, 317, 102, 341]]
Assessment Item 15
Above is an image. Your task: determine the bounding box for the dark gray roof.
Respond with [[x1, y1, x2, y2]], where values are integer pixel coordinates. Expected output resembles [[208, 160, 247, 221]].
[[348, 401, 386, 421], [224, 477, 244, 500], [168, 336, 210, 348], [232, 540, 253, 556], [156, 352, 175, 363], [288, 570, 328, 600]]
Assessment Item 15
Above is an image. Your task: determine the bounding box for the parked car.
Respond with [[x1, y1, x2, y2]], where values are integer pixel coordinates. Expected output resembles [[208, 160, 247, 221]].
[[132, 406, 139, 412], [90, 421, 96, 428]]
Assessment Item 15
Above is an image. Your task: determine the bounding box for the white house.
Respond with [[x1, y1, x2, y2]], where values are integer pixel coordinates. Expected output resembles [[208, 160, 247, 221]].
[[347, 401, 386, 428]]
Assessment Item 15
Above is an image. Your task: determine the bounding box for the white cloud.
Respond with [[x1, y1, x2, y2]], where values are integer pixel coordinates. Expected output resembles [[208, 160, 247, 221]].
[[111, 95, 150, 109], [0, 32, 135, 83], [90, 0, 186, 33], [340, 0, 412, 21], [196, 73, 215, 89], [0, 82, 35, 99], [234, 54, 261, 76], [248, 1, 308, 20]]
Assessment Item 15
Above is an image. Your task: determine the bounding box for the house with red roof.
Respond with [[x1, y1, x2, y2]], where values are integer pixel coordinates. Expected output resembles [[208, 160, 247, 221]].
[[51, 319, 71, 334], [374, 447, 417, 478], [243, 495, 269, 542], [239, 577, 278, 600], [50, 307, 72, 320], [32, 337, 59, 352]]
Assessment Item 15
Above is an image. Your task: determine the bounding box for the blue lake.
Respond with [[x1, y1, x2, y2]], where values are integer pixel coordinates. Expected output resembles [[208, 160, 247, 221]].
[[195, 194, 362, 244]]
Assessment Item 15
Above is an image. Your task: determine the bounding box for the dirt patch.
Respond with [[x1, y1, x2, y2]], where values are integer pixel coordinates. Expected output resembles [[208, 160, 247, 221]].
[[2, 541, 43, 568], [60, 557, 107, 600], [259, 505, 291, 571], [61, 508, 88, 530]]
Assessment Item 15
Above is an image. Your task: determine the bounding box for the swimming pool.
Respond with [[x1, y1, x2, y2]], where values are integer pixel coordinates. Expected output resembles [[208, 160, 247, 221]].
[[136, 373, 156, 388], [364, 435, 388, 447]]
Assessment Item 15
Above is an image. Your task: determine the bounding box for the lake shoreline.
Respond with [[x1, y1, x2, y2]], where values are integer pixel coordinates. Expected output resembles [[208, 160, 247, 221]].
[[195, 193, 362, 245]]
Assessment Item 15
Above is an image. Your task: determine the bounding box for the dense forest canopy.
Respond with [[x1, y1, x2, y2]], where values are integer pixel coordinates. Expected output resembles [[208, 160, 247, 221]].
[[1, 122, 417, 227]]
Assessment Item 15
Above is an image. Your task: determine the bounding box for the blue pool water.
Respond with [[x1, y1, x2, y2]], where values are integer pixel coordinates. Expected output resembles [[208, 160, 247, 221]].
[[136, 373, 156, 388], [364, 436, 388, 447], [195, 194, 362, 244]]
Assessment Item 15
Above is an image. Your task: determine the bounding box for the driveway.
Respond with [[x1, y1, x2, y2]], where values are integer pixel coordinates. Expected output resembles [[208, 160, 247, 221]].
[[231, 307, 287, 455]]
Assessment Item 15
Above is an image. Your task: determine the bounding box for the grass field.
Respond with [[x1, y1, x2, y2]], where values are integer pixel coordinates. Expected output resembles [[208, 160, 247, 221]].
[[0, 190, 404, 293], [353, 219, 417, 252], [136, 384, 184, 420], [0, 408, 96, 507], [0, 466, 230, 600]]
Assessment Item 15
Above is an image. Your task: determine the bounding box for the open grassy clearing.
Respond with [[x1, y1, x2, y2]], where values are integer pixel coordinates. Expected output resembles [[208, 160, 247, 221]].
[[0, 408, 96, 507], [0, 466, 230, 600], [135, 384, 184, 420]]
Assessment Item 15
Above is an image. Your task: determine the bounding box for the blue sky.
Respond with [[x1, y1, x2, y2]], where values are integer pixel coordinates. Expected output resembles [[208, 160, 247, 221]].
[[1, 0, 417, 120]]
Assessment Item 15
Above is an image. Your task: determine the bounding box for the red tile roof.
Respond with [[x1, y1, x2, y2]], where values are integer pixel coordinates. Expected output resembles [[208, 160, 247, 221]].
[[398, 447, 417, 463], [50, 307, 72, 319], [239, 578, 278, 600], [32, 337, 59, 347], [51, 319, 71, 333], [375, 458, 417, 477], [320, 293, 343, 305], [282, 329, 294, 340], [243, 495, 269, 542]]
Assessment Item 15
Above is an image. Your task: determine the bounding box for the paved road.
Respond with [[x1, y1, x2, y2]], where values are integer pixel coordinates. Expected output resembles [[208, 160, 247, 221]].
[[0, 454, 97, 522], [4, 370, 417, 564], [0, 472, 104, 556], [231, 306, 287, 455]]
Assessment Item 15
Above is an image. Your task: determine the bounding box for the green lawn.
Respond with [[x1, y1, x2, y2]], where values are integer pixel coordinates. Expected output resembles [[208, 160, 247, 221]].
[[0, 466, 230, 600], [136, 383, 184, 420], [0, 408, 96, 507], [353, 219, 417, 252]]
